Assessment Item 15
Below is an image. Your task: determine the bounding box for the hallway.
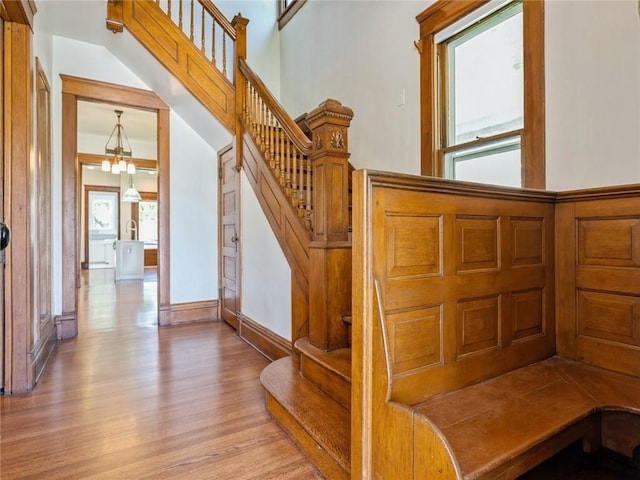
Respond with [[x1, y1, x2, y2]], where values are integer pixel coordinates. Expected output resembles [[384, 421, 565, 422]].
[[0, 271, 321, 479]]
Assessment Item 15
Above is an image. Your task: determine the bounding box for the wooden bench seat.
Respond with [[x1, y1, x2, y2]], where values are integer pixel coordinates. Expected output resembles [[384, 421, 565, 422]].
[[414, 357, 640, 479], [351, 172, 640, 479]]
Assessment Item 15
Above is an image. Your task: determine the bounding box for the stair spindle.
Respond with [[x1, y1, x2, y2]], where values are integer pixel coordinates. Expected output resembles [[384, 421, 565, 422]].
[[279, 129, 286, 187], [305, 157, 313, 230], [167, 0, 172, 19], [189, 0, 194, 41], [222, 32, 227, 77], [292, 151, 299, 207], [211, 18, 216, 65], [298, 154, 305, 214], [285, 142, 292, 198], [269, 112, 275, 170], [178, 0, 183, 29], [274, 119, 280, 175], [200, 7, 205, 53]]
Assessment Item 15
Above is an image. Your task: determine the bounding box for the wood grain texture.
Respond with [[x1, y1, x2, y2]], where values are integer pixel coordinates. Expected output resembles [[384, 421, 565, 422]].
[[0, 269, 321, 479], [3, 21, 33, 394]]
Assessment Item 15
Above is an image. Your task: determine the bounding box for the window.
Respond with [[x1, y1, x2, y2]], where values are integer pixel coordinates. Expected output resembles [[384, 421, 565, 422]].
[[278, 0, 306, 29], [417, 0, 545, 188]]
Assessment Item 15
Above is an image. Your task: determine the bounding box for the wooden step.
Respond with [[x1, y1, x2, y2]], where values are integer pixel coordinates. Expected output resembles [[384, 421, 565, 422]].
[[261, 356, 350, 480], [296, 337, 351, 410]]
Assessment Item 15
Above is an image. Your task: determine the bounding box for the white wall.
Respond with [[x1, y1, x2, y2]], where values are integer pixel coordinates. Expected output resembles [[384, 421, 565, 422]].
[[216, 1, 282, 98], [240, 172, 292, 340], [45, 36, 218, 314], [170, 111, 218, 303], [279, 1, 424, 175], [279, 0, 640, 189], [545, 0, 640, 190]]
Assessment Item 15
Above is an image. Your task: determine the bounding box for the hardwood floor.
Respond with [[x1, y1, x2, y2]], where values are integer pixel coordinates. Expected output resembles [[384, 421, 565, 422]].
[[0, 269, 322, 479]]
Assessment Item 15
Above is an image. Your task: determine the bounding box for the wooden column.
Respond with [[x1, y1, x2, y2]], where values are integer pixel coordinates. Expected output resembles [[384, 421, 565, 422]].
[[232, 15, 249, 171], [3, 21, 32, 393], [306, 100, 354, 351]]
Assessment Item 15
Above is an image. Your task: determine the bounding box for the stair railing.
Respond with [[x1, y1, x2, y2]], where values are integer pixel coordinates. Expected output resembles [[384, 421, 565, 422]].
[[238, 57, 315, 231], [154, 0, 236, 83]]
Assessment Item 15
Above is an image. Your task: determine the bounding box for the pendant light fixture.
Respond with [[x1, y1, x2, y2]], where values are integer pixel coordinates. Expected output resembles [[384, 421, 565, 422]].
[[102, 109, 137, 175], [122, 174, 142, 203]]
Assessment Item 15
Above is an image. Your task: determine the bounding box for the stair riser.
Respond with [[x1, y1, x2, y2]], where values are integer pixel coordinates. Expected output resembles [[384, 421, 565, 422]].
[[265, 393, 350, 480], [300, 355, 351, 410]]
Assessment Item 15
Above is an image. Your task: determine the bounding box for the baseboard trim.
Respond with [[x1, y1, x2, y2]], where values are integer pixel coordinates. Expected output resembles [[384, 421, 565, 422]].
[[55, 312, 77, 339], [30, 320, 57, 386], [161, 300, 219, 325], [238, 313, 292, 361]]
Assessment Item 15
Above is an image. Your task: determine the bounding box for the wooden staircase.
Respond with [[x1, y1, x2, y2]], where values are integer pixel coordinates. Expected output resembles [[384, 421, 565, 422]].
[[106, 2, 355, 478]]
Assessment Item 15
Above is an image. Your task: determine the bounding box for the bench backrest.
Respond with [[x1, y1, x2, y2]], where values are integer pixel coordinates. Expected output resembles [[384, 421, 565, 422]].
[[556, 186, 640, 377], [353, 171, 557, 407]]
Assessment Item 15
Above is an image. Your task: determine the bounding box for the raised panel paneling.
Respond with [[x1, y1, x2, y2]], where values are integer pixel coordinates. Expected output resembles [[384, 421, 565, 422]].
[[512, 288, 544, 341], [457, 295, 500, 357], [456, 216, 499, 273], [223, 225, 236, 247], [223, 191, 235, 216], [511, 217, 544, 267], [224, 258, 236, 280], [186, 54, 227, 109], [385, 213, 442, 278], [578, 217, 640, 268], [387, 305, 443, 375], [578, 290, 639, 346]]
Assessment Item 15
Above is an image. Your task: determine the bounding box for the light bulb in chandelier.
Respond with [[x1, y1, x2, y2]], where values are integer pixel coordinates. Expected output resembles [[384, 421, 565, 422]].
[[104, 109, 133, 175]]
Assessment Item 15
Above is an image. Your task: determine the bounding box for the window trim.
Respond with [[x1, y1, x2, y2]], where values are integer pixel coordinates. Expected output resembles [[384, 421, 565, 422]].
[[417, 0, 545, 189], [278, 0, 307, 30]]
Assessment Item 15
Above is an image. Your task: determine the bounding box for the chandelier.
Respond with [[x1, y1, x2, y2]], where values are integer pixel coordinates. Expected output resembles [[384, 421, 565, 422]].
[[102, 109, 141, 203], [102, 110, 136, 175]]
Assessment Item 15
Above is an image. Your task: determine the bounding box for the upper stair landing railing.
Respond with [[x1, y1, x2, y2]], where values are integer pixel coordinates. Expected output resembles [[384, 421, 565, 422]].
[[158, 0, 235, 82], [106, 0, 244, 132]]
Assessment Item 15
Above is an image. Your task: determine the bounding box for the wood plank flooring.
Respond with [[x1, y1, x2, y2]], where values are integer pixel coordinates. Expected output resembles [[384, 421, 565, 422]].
[[0, 269, 322, 479]]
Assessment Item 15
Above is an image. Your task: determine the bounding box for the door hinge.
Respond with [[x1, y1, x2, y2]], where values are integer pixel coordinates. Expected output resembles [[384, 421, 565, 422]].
[[218, 287, 223, 300], [218, 165, 223, 180]]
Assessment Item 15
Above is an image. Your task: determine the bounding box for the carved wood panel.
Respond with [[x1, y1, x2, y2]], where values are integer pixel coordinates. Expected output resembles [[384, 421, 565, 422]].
[[368, 180, 556, 405], [556, 190, 640, 377]]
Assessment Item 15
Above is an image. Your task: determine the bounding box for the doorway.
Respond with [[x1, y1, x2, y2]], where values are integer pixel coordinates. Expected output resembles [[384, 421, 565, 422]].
[[60, 76, 171, 338]]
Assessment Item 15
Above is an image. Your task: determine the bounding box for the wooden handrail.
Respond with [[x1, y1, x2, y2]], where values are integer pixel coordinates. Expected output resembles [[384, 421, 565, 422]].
[[199, 0, 236, 40], [239, 58, 312, 155]]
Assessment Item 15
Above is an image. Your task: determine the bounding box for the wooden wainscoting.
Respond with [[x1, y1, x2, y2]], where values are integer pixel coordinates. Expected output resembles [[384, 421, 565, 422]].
[[556, 185, 640, 377], [238, 314, 292, 362]]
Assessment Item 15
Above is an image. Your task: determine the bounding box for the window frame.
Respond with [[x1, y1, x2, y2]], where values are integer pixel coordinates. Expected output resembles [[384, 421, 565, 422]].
[[417, 0, 545, 189], [278, 0, 307, 30]]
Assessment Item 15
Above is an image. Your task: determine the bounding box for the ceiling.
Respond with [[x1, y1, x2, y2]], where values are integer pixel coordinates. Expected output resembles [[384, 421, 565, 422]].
[[77, 101, 157, 143]]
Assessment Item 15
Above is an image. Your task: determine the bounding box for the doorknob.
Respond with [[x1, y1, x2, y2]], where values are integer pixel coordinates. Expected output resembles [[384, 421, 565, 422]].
[[231, 234, 239, 252], [0, 223, 10, 251]]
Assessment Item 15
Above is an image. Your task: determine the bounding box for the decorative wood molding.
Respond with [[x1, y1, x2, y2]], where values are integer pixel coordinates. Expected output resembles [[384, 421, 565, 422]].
[[162, 300, 219, 325], [78, 152, 157, 171], [556, 183, 640, 202], [4, 21, 32, 394], [238, 313, 292, 362], [0, 0, 36, 28]]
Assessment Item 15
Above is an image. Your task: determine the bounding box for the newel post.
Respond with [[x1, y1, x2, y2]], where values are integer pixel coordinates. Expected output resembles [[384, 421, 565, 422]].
[[306, 99, 354, 350], [232, 14, 249, 171]]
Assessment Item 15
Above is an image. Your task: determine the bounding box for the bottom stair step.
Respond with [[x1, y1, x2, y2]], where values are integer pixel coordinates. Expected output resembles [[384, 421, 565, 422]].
[[260, 356, 350, 479]]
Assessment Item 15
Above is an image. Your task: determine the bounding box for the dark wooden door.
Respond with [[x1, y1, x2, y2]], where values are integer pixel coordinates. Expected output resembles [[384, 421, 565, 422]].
[[218, 145, 240, 329]]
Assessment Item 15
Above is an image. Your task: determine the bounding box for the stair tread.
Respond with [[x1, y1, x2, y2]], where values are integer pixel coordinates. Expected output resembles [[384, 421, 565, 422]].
[[295, 338, 352, 383], [261, 356, 350, 472]]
